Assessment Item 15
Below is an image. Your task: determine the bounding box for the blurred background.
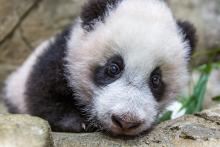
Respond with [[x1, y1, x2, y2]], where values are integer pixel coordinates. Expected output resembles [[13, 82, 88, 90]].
[[0, 0, 220, 113]]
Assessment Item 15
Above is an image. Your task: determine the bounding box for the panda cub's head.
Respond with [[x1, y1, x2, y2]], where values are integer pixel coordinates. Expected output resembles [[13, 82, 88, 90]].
[[66, 0, 196, 136]]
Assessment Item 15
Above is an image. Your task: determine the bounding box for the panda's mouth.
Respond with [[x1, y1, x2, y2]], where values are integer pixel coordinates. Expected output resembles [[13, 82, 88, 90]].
[[101, 124, 154, 138]]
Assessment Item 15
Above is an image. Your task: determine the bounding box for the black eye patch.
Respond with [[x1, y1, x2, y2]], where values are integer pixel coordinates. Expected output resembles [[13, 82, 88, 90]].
[[93, 55, 124, 87], [149, 67, 166, 101]]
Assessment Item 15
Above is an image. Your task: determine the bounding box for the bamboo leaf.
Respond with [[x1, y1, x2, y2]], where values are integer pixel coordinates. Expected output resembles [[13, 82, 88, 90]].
[[196, 64, 212, 74], [157, 111, 172, 123]]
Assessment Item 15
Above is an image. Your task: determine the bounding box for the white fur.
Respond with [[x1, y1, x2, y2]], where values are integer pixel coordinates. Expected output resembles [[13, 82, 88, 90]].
[[66, 0, 190, 135], [4, 39, 53, 113], [93, 78, 158, 135], [166, 101, 186, 119]]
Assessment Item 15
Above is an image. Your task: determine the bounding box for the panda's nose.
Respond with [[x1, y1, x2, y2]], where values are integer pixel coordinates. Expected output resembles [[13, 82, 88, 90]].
[[111, 114, 143, 130]]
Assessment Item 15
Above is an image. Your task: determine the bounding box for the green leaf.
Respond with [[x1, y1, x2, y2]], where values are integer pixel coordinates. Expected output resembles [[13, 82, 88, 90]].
[[193, 74, 209, 112], [212, 96, 220, 102], [196, 64, 212, 74], [180, 71, 210, 115], [157, 111, 172, 123]]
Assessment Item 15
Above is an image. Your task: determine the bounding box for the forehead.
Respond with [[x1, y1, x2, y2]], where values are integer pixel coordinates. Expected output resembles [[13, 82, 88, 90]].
[[80, 0, 186, 70], [66, 0, 189, 103]]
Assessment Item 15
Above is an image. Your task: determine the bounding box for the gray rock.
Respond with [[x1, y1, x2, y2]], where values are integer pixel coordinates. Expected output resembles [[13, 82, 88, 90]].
[[167, 0, 220, 49], [0, 114, 53, 147], [0, 107, 220, 147], [167, 0, 220, 65], [178, 124, 220, 140], [0, 0, 86, 67], [53, 109, 220, 147], [196, 106, 220, 124], [18, 0, 87, 49], [0, 0, 39, 43]]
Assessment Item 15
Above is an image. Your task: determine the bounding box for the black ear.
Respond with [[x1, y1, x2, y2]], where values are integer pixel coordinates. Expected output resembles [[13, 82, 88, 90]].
[[80, 0, 120, 31], [177, 21, 197, 55]]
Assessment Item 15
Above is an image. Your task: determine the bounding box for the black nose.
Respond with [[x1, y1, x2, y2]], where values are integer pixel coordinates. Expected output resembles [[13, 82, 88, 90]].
[[111, 114, 142, 130]]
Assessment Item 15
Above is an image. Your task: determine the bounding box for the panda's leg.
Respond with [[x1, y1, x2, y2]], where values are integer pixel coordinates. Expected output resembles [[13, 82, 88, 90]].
[[26, 94, 87, 132]]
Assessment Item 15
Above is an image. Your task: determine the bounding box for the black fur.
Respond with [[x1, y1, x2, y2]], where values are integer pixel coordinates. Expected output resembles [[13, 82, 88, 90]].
[[93, 55, 124, 86], [81, 0, 121, 31], [25, 27, 86, 132], [3, 99, 19, 113], [149, 67, 166, 101], [177, 21, 197, 55]]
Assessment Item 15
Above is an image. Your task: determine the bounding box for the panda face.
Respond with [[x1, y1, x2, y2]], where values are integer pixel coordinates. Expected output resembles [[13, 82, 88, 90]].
[[66, 0, 195, 136]]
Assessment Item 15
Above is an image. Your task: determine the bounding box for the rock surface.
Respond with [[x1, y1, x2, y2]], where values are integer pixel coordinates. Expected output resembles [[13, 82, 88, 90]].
[[53, 107, 220, 147], [0, 114, 53, 147], [0, 0, 86, 89], [0, 108, 220, 146], [167, 0, 220, 64], [167, 0, 220, 49], [0, 0, 86, 65]]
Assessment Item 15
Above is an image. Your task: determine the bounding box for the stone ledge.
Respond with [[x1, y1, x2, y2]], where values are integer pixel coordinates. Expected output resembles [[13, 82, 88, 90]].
[[0, 107, 220, 147], [53, 111, 220, 147], [196, 106, 220, 124], [0, 114, 53, 147]]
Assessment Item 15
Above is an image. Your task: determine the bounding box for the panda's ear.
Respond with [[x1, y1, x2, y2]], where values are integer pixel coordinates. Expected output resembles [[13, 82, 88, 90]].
[[80, 0, 119, 32], [177, 21, 197, 55]]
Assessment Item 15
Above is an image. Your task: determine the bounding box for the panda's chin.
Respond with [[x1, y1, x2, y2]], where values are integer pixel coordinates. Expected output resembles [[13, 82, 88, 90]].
[[102, 126, 153, 138]]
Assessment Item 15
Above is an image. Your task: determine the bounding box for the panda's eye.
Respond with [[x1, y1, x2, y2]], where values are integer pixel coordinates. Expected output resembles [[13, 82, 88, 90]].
[[149, 67, 165, 101], [151, 74, 161, 89], [107, 63, 121, 77], [94, 56, 124, 86]]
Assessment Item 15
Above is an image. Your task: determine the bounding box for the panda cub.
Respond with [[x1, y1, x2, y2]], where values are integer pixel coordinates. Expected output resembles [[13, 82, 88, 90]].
[[4, 0, 196, 136]]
